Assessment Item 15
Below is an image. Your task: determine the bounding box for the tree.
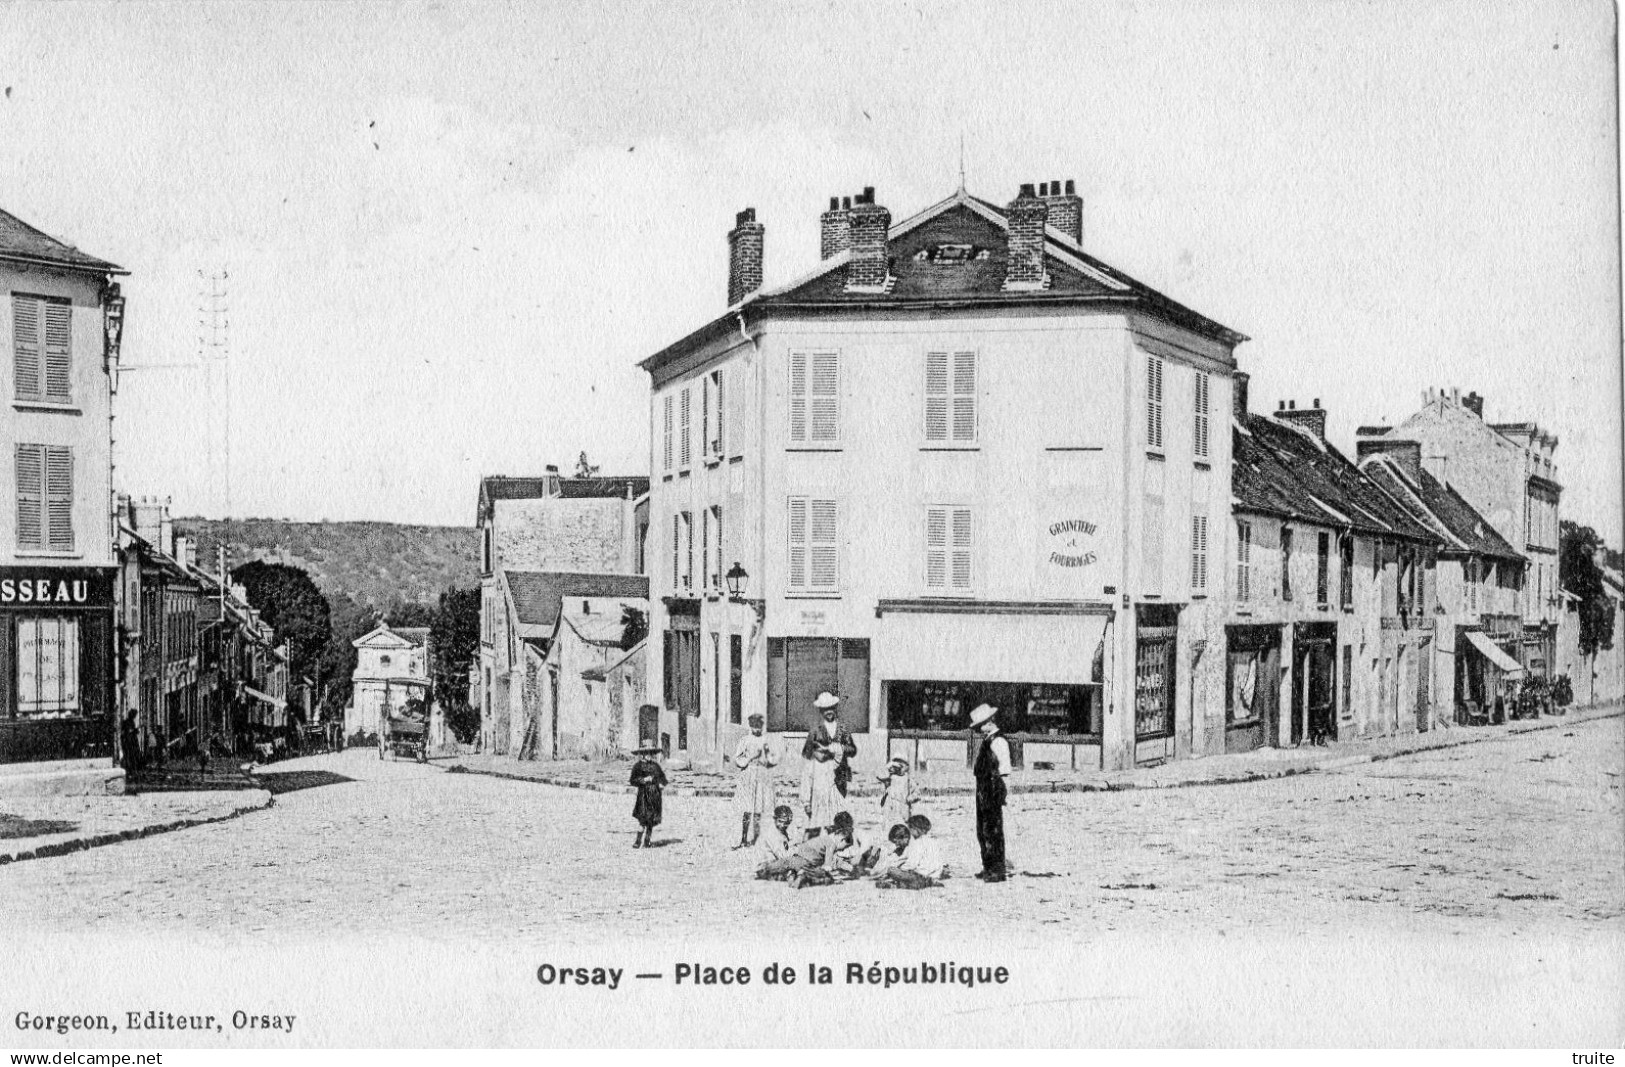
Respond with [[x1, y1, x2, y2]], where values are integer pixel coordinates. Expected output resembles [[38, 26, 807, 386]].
[[1560, 520, 1617, 658], [621, 605, 648, 650], [231, 561, 332, 682], [430, 586, 482, 743], [575, 451, 600, 478]]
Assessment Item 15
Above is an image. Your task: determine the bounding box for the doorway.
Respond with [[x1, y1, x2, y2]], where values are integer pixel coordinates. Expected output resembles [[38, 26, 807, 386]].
[[1292, 623, 1337, 744]]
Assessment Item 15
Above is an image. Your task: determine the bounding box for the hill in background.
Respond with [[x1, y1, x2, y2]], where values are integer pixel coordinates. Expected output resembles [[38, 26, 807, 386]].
[[175, 518, 480, 610]]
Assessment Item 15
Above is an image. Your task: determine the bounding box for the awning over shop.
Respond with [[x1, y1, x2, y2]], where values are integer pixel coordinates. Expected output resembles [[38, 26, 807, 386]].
[[243, 686, 288, 710], [1464, 630, 1524, 675]]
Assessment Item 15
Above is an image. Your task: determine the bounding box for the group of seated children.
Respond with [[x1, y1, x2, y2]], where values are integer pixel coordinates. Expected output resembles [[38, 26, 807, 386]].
[[753, 807, 947, 890]]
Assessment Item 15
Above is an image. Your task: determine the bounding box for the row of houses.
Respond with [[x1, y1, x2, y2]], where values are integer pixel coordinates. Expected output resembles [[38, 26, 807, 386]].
[[0, 209, 295, 795], [476, 176, 1621, 781]]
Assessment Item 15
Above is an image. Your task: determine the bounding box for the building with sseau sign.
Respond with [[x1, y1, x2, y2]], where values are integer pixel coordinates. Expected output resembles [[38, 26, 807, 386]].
[[640, 179, 1246, 774], [0, 208, 127, 795]]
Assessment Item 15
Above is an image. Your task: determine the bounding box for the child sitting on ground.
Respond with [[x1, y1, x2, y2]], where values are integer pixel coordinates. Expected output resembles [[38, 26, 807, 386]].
[[869, 824, 914, 880], [876, 814, 945, 890], [755, 820, 850, 886], [754, 805, 795, 867]]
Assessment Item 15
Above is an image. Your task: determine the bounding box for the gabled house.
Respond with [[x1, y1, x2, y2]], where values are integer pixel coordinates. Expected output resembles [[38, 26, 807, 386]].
[[347, 622, 429, 740], [1358, 440, 1527, 724], [641, 180, 1247, 773], [1223, 387, 1441, 750]]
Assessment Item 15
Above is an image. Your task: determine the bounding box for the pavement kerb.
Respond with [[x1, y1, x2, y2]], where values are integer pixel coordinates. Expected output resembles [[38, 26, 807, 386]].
[[0, 792, 275, 867], [448, 704, 1623, 800]]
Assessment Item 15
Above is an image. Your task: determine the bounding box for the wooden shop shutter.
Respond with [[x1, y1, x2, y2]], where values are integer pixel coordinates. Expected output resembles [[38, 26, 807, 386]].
[[836, 638, 871, 732]]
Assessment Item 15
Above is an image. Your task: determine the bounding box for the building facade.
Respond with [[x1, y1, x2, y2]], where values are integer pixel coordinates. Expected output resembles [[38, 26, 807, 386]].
[[641, 181, 1246, 774], [347, 622, 429, 739], [0, 208, 126, 794], [1358, 390, 1561, 687]]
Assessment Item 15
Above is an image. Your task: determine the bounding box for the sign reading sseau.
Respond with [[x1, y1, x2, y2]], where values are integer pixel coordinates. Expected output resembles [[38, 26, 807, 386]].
[[1047, 518, 1098, 569], [0, 568, 115, 609]]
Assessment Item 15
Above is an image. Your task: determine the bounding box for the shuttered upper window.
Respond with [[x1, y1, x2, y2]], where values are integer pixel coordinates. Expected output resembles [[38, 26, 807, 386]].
[[924, 350, 977, 444], [706, 369, 726, 458], [1236, 520, 1252, 602], [1191, 514, 1209, 594], [1146, 355, 1164, 451], [1193, 370, 1210, 459], [16, 444, 72, 552], [13, 295, 72, 403], [789, 350, 840, 445], [678, 387, 693, 469], [787, 496, 839, 594], [925, 505, 974, 594], [662, 394, 674, 472]]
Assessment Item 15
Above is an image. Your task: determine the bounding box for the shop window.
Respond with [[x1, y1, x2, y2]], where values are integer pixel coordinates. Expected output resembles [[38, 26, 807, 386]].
[[764, 636, 868, 733], [1226, 632, 1279, 725], [886, 679, 1100, 737], [1134, 615, 1178, 740], [16, 616, 81, 717]]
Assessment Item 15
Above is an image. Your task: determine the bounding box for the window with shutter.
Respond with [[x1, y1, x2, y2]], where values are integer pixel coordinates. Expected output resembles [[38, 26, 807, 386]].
[[700, 508, 710, 593], [924, 505, 973, 594], [1146, 355, 1164, 450], [710, 505, 723, 588], [671, 515, 681, 591], [707, 369, 725, 457], [12, 295, 42, 400], [788, 496, 839, 594], [925, 507, 947, 590], [1236, 520, 1252, 602], [1193, 370, 1210, 459], [662, 394, 674, 471], [679, 387, 692, 468], [681, 511, 693, 588], [1191, 514, 1208, 594], [45, 447, 72, 552], [788, 352, 808, 443], [16, 444, 43, 549], [924, 351, 978, 444], [43, 300, 71, 401], [809, 351, 839, 443]]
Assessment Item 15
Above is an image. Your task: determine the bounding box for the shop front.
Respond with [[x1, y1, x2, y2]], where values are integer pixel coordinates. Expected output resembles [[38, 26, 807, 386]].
[[1456, 626, 1523, 724], [0, 567, 118, 772], [875, 603, 1110, 774], [1224, 624, 1281, 753]]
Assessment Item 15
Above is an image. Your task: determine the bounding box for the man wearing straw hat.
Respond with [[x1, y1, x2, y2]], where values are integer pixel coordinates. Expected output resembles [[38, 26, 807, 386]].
[[969, 703, 1012, 882]]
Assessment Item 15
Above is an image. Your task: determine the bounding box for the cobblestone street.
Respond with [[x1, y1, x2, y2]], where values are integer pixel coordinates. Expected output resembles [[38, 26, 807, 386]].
[[2, 717, 1619, 940]]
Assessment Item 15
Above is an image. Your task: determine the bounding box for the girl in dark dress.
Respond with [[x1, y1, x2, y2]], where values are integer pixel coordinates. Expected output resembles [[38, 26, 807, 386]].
[[630, 745, 667, 848]]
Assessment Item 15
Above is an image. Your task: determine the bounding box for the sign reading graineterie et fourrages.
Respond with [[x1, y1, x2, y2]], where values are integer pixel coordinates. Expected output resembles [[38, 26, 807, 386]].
[[0, 567, 116, 610]]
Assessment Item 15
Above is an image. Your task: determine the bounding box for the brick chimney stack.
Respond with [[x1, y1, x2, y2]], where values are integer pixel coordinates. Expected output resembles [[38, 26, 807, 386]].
[[820, 195, 852, 260], [1040, 178, 1083, 246], [1462, 391, 1484, 418], [1004, 183, 1048, 290], [845, 187, 891, 291], [726, 207, 765, 307], [1232, 370, 1250, 421], [1276, 398, 1327, 442], [1357, 437, 1423, 483]]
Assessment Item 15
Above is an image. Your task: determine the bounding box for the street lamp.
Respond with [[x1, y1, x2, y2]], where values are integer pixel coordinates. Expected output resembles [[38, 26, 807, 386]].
[[725, 562, 749, 600]]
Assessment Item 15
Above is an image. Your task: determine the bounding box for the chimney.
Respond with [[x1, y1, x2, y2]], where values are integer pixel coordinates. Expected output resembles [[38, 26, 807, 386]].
[[1004, 183, 1048, 290], [726, 207, 765, 307], [819, 196, 851, 260], [1232, 371, 1250, 421], [845, 187, 891, 291], [1357, 437, 1422, 482], [132, 495, 171, 550], [1040, 177, 1083, 246], [1276, 398, 1327, 442], [544, 464, 561, 497], [1463, 391, 1484, 418], [173, 534, 194, 570]]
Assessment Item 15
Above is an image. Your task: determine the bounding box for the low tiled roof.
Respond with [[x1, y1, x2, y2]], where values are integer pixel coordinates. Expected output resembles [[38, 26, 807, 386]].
[[0, 208, 123, 274], [392, 626, 430, 646], [479, 474, 649, 521], [504, 570, 649, 629], [1362, 460, 1524, 562], [1233, 414, 1437, 542], [558, 476, 648, 499]]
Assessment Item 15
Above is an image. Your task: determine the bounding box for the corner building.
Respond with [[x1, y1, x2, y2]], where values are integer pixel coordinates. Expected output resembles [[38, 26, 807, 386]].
[[641, 182, 1246, 774]]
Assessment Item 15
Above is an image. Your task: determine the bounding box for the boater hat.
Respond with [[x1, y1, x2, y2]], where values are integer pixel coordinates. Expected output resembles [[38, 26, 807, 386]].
[[747, 712, 765, 725], [814, 692, 841, 709], [968, 703, 999, 728]]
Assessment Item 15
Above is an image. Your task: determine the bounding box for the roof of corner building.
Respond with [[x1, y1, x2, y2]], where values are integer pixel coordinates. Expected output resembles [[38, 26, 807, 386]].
[[504, 570, 649, 629], [1362, 460, 1525, 562], [639, 189, 1247, 372], [0, 208, 125, 274], [1232, 414, 1438, 542]]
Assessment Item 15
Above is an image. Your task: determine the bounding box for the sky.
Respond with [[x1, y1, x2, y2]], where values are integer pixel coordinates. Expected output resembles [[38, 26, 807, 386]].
[[0, 0, 1618, 539]]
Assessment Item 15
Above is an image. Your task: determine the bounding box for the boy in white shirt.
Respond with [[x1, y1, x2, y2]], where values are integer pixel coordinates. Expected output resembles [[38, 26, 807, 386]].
[[878, 814, 945, 889]]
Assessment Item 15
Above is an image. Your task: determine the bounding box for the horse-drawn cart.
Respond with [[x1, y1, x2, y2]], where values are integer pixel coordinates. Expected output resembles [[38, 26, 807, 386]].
[[379, 708, 429, 762]]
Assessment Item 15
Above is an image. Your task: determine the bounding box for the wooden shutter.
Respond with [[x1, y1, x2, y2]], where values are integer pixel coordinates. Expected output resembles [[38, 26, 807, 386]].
[[16, 445, 43, 549], [13, 295, 43, 399], [45, 447, 72, 552], [925, 351, 949, 442], [679, 387, 692, 467], [711, 505, 723, 588], [1194, 371, 1209, 458], [662, 395, 674, 470], [712, 370, 725, 455], [1236, 520, 1251, 601], [809, 499, 838, 591], [1147, 355, 1164, 449], [788, 352, 808, 443], [701, 376, 711, 460], [1192, 515, 1208, 592], [700, 508, 710, 591], [809, 352, 839, 443], [766, 637, 788, 731], [787, 637, 838, 730], [952, 351, 976, 442], [950, 506, 973, 591], [925, 507, 947, 589], [43, 300, 71, 401], [787, 497, 808, 590], [836, 638, 871, 732], [671, 515, 680, 590]]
